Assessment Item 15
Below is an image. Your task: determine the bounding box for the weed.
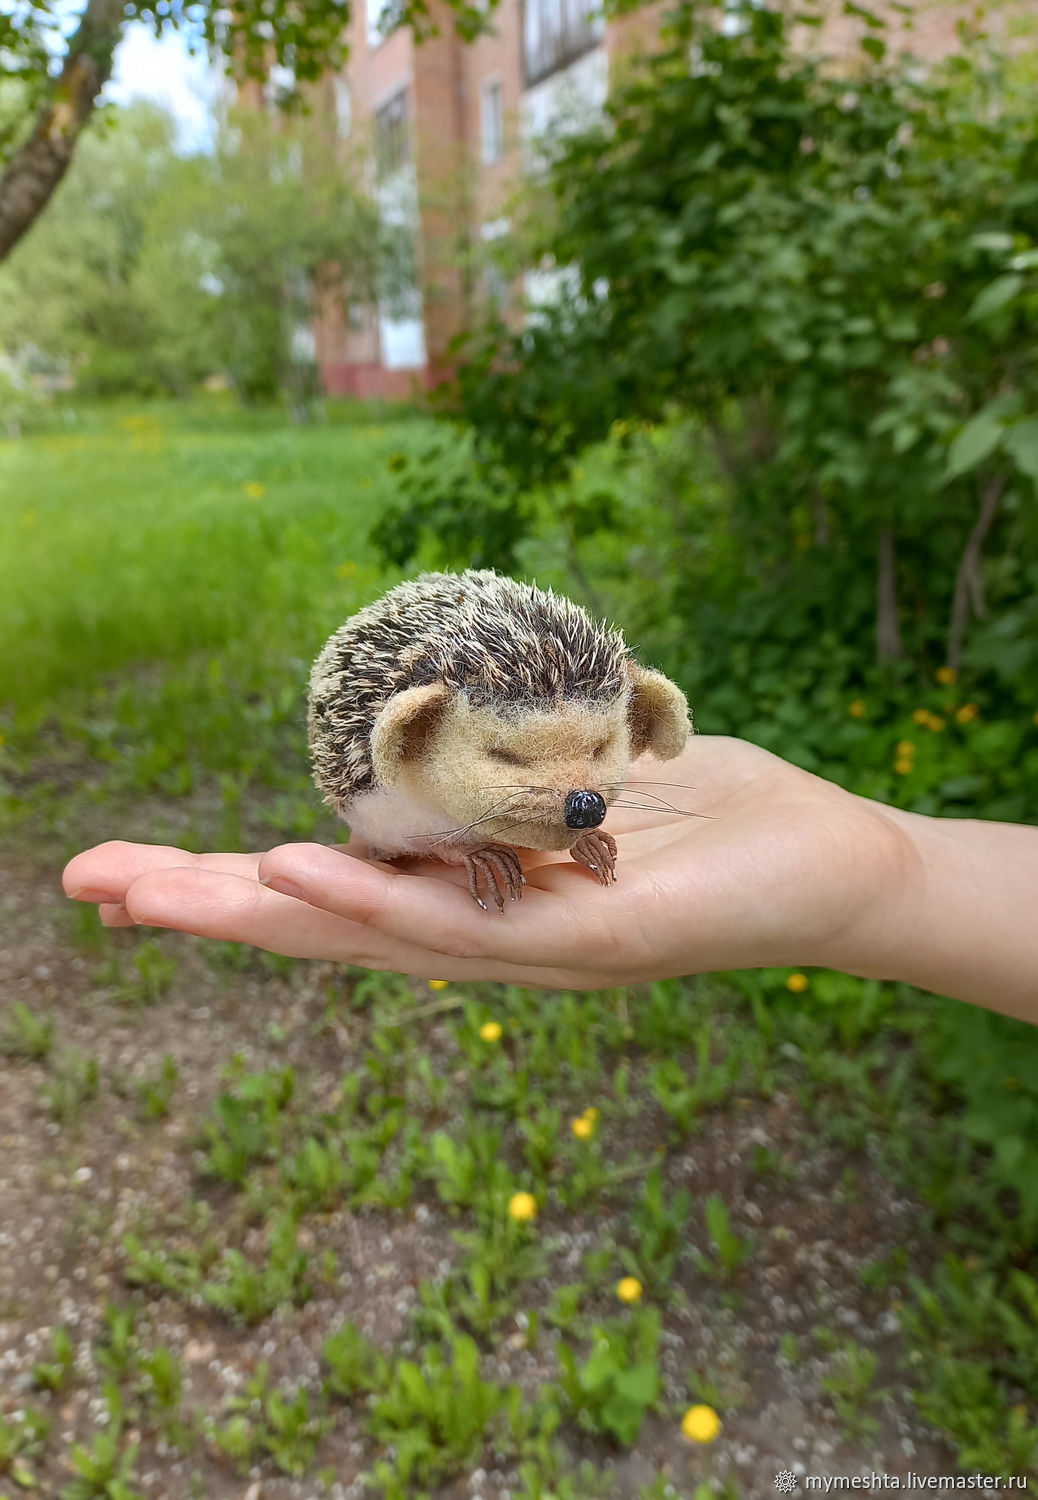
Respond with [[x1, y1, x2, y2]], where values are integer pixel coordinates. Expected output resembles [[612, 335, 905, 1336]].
[[557, 1306, 662, 1445], [40, 1047, 101, 1122], [202, 1212, 313, 1324], [32, 1324, 77, 1391], [1, 1001, 55, 1061], [648, 1026, 736, 1136], [367, 1334, 516, 1492], [95, 1301, 138, 1382], [694, 1193, 756, 1279], [620, 1167, 690, 1296], [820, 1338, 890, 1442], [135, 1053, 179, 1119], [323, 1320, 390, 1398], [0, 1406, 51, 1487], [197, 1065, 296, 1185], [60, 1420, 143, 1500], [114, 939, 178, 1006]]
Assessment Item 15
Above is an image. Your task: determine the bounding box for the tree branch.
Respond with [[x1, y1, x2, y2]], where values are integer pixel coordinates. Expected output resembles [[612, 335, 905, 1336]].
[[876, 523, 903, 663], [946, 471, 1006, 674], [0, 0, 127, 263]]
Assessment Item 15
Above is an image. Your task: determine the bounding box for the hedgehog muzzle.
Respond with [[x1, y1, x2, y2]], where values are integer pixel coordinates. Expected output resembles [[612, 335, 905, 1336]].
[[564, 790, 607, 830]]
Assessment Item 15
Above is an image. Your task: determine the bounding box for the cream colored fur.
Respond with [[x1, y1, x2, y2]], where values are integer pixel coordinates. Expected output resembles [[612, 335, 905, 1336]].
[[367, 676, 690, 853]]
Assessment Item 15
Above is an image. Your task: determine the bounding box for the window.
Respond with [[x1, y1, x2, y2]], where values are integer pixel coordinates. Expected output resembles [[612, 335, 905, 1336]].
[[374, 88, 411, 177], [523, 0, 604, 86], [481, 79, 504, 164], [334, 76, 352, 138]]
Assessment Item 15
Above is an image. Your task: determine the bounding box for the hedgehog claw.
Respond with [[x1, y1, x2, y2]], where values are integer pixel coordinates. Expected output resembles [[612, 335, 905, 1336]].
[[570, 831, 618, 888], [464, 844, 525, 913]]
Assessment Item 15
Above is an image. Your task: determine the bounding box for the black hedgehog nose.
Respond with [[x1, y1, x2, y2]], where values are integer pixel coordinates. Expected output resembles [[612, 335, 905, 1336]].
[[564, 790, 607, 830]]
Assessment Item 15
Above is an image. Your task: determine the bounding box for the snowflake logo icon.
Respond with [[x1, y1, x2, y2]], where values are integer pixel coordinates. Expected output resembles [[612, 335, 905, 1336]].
[[774, 1473, 799, 1493]]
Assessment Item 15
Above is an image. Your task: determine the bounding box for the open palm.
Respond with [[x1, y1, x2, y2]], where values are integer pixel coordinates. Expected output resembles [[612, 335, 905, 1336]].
[[62, 736, 914, 989]]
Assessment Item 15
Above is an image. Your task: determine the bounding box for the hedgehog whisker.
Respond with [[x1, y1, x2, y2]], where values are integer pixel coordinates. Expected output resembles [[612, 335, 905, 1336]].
[[607, 801, 702, 818], [612, 786, 702, 798], [415, 792, 531, 845], [603, 786, 693, 816]]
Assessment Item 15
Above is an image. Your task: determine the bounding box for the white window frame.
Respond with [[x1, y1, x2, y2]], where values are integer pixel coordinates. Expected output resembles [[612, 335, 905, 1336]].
[[481, 77, 505, 165]]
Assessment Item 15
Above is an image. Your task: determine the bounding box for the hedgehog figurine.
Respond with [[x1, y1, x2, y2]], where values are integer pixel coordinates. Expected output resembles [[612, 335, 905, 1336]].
[[307, 570, 691, 911]]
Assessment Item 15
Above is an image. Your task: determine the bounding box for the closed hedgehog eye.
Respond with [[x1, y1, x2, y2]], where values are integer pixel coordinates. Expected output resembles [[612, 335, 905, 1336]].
[[489, 746, 530, 768]]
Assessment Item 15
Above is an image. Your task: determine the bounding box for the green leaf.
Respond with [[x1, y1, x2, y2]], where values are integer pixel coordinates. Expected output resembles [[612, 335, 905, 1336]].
[[944, 411, 1005, 483], [613, 1361, 660, 1405], [1003, 419, 1038, 485], [968, 274, 1023, 322]]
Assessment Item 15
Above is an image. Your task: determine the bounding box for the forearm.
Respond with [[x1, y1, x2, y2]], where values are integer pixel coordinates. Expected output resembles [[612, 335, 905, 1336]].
[[838, 802, 1038, 1022]]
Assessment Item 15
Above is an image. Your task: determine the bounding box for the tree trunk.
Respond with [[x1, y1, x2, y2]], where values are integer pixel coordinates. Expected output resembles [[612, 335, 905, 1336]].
[[876, 524, 903, 663], [946, 472, 1006, 674], [0, 0, 127, 262]]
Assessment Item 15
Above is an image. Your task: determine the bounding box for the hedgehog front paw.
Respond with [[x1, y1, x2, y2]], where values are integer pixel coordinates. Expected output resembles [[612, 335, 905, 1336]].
[[463, 844, 526, 913], [569, 830, 618, 887]]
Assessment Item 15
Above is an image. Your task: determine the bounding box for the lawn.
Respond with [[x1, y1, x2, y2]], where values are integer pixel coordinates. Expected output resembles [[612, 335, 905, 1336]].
[[0, 401, 1035, 1500]]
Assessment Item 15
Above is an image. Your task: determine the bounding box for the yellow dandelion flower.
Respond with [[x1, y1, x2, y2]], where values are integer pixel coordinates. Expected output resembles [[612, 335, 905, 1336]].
[[1006, 1077, 1022, 1090], [480, 1020, 503, 1042], [571, 1115, 594, 1140], [429, 979, 449, 991], [896, 740, 916, 757], [912, 708, 930, 725], [244, 481, 266, 498], [583, 1107, 600, 1123], [508, 1191, 537, 1223], [956, 703, 978, 724], [848, 700, 867, 718], [927, 715, 945, 732], [336, 560, 357, 579], [786, 973, 809, 993], [681, 1405, 721, 1444], [936, 666, 957, 685], [894, 757, 914, 775], [616, 1277, 643, 1304]]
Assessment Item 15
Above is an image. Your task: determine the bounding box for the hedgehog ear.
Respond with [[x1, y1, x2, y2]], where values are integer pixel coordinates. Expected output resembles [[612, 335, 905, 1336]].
[[371, 684, 452, 786], [626, 663, 691, 760]]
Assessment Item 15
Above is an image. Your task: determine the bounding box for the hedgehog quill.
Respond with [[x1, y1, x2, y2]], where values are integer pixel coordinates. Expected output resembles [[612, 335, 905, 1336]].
[[308, 570, 691, 911]]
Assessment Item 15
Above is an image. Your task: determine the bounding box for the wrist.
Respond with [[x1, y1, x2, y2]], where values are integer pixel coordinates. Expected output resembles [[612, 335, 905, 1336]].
[[809, 792, 928, 984], [820, 796, 1038, 1021]]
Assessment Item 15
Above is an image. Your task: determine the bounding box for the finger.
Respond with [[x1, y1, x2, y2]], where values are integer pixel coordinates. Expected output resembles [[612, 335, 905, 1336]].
[[122, 866, 459, 970], [99, 902, 135, 927], [256, 842, 642, 968], [120, 865, 591, 987], [63, 842, 262, 903]]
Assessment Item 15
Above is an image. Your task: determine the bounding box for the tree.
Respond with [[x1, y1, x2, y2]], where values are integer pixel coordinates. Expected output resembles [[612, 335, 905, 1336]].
[[0, 0, 493, 262], [377, 0, 1038, 671], [0, 102, 393, 404]]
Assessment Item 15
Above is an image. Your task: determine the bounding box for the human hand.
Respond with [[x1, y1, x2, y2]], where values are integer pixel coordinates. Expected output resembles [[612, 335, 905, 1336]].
[[61, 736, 919, 991]]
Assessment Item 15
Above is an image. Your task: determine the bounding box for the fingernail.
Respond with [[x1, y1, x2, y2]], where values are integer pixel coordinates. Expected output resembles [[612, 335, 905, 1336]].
[[100, 902, 129, 926], [260, 875, 307, 902], [69, 887, 120, 903]]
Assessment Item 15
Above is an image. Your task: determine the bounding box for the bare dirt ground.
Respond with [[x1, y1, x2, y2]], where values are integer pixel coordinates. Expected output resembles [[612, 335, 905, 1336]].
[[0, 835, 957, 1500]]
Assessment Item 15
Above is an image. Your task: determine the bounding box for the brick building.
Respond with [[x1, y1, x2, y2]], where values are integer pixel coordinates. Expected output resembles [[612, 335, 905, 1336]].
[[305, 0, 1004, 400]]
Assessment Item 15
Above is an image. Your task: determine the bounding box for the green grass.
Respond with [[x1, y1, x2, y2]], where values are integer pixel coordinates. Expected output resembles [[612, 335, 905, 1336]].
[[1, 397, 427, 713]]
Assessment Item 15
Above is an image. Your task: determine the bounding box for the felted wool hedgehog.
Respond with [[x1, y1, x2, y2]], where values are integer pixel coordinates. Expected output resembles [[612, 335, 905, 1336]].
[[307, 569, 691, 911]]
